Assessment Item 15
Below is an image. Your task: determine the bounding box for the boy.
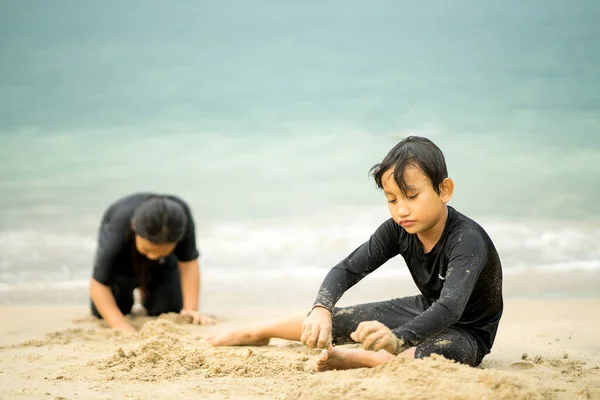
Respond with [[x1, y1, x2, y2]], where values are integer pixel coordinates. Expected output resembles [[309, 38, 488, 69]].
[[206, 136, 503, 370]]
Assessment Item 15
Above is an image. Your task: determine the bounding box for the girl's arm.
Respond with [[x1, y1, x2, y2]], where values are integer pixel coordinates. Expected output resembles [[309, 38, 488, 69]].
[[90, 278, 136, 332]]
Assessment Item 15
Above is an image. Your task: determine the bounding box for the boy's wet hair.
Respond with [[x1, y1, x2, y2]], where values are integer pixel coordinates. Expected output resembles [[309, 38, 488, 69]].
[[132, 196, 187, 244], [370, 136, 448, 195]]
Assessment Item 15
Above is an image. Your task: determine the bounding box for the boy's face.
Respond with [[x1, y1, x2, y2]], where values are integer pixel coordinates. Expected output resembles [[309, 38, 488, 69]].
[[381, 166, 452, 235]]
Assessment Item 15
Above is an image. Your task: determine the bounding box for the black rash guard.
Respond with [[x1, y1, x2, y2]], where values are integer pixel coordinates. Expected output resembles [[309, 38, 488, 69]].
[[313, 206, 503, 354], [92, 193, 199, 287]]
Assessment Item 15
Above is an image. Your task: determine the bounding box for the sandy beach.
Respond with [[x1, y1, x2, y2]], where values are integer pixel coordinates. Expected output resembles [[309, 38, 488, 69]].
[[0, 295, 599, 400], [2, 1, 599, 399]]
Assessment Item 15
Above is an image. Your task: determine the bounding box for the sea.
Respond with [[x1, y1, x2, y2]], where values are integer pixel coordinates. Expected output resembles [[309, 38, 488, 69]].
[[1, 1, 599, 305]]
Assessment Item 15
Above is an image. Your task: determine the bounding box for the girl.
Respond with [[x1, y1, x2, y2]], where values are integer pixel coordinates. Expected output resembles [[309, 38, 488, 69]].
[[90, 193, 215, 332]]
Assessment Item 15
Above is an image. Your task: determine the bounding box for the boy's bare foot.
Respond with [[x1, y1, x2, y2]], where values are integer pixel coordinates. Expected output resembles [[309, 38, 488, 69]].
[[316, 346, 393, 372], [204, 329, 270, 346]]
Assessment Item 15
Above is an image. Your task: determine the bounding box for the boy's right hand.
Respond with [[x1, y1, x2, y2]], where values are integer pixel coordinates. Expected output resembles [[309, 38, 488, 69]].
[[300, 306, 332, 349]]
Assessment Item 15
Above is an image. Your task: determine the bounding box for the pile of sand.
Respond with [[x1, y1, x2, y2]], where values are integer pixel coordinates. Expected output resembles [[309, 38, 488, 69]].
[[287, 354, 545, 400], [94, 338, 309, 382], [94, 336, 205, 381], [157, 312, 190, 324], [204, 348, 307, 378], [90, 320, 308, 382], [138, 319, 188, 339]]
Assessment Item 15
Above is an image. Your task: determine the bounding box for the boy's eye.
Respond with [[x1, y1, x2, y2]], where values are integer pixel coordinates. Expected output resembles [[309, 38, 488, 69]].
[[387, 199, 397, 204], [407, 193, 419, 200]]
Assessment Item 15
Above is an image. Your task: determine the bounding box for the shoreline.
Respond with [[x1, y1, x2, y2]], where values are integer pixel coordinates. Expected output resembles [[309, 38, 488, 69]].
[[2, 269, 600, 309]]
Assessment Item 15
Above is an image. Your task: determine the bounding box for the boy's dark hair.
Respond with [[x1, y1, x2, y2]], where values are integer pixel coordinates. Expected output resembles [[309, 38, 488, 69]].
[[132, 196, 187, 243], [369, 136, 448, 195]]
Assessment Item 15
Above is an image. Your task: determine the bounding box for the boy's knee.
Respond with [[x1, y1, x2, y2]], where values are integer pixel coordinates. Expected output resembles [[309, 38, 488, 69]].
[[414, 341, 480, 367], [330, 305, 364, 345]]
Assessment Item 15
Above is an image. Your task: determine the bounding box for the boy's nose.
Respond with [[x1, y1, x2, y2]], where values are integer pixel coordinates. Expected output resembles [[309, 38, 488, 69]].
[[396, 205, 410, 218]]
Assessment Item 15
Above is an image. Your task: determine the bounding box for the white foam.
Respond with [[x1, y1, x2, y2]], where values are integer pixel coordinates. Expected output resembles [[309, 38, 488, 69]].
[[1, 214, 599, 292], [483, 220, 600, 272]]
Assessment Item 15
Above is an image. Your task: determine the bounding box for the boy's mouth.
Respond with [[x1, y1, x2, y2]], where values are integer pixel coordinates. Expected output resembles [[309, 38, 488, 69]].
[[399, 219, 416, 227]]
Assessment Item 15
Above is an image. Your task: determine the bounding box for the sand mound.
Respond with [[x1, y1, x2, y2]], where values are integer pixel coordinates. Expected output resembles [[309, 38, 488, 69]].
[[93, 335, 309, 382], [205, 348, 307, 378], [157, 312, 190, 324], [95, 336, 205, 381], [138, 319, 187, 338], [287, 355, 545, 400]]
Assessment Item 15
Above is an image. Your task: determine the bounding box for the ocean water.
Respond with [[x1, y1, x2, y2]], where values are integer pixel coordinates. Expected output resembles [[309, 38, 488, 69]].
[[1, 1, 599, 303]]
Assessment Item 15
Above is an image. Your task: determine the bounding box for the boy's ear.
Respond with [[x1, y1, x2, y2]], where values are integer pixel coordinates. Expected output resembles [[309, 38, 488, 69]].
[[440, 178, 454, 203]]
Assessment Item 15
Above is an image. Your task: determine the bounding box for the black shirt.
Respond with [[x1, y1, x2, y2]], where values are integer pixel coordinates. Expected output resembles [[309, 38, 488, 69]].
[[313, 206, 503, 354], [92, 193, 199, 286]]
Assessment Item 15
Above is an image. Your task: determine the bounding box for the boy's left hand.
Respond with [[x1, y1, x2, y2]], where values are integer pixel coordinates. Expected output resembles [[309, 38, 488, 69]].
[[350, 320, 401, 354]]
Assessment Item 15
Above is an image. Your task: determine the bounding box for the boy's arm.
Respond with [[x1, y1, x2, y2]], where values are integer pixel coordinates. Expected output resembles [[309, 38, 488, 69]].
[[391, 228, 487, 349], [312, 219, 401, 312]]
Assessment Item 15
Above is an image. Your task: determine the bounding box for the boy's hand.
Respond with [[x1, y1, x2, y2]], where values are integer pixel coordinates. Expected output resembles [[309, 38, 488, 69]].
[[300, 306, 332, 349], [350, 320, 403, 354]]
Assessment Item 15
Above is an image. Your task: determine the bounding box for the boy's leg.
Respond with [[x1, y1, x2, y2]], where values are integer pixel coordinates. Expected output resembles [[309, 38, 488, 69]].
[[90, 277, 136, 318], [415, 327, 484, 367], [206, 313, 306, 346], [317, 326, 483, 372], [315, 296, 427, 371], [330, 295, 427, 345], [206, 295, 427, 347], [144, 256, 184, 316], [316, 347, 399, 372], [316, 329, 483, 373]]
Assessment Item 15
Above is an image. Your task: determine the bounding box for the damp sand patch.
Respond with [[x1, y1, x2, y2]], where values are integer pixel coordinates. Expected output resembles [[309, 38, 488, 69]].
[[14, 327, 135, 348]]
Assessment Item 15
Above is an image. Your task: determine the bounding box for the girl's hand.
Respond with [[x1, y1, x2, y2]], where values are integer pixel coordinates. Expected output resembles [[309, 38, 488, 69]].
[[113, 321, 137, 333], [180, 309, 216, 325]]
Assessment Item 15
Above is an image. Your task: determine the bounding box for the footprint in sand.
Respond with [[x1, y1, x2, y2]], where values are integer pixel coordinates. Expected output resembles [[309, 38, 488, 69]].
[[510, 362, 535, 370]]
